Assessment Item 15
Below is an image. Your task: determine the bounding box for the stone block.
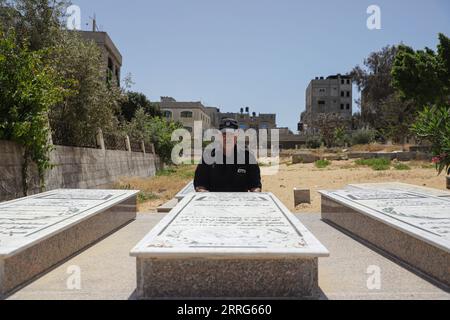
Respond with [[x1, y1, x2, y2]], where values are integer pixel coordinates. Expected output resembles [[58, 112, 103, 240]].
[[294, 188, 311, 206], [292, 153, 320, 164], [415, 152, 432, 162], [375, 152, 396, 160], [156, 198, 179, 213], [396, 152, 416, 162], [0, 189, 138, 296], [348, 152, 377, 160], [131, 193, 329, 299], [320, 188, 450, 287]]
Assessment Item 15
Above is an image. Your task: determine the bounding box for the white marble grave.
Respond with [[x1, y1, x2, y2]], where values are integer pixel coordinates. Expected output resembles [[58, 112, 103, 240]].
[[0, 189, 138, 296], [174, 181, 195, 200], [131, 192, 329, 299], [348, 182, 450, 198], [320, 187, 450, 286]]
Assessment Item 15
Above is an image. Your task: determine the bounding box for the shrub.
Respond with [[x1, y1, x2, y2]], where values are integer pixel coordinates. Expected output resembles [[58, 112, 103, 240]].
[[137, 191, 159, 203], [315, 160, 331, 169], [351, 129, 376, 146], [412, 105, 450, 176], [356, 158, 391, 171], [306, 136, 322, 149], [124, 108, 183, 164]]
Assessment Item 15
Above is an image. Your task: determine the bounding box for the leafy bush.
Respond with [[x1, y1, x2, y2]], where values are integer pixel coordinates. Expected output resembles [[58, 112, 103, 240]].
[[351, 129, 377, 146], [0, 30, 68, 194], [355, 158, 391, 171], [137, 191, 159, 203], [306, 136, 322, 149], [315, 160, 331, 169], [120, 91, 161, 122], [124, 108, 183, 164], [412, 105, 450, 176], [334, 127, 350, 147], [49, 31, 123, 147]]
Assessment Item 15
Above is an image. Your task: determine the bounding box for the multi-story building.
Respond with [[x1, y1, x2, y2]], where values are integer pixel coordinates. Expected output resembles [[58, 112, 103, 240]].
[[76, 31, 122, 86], [207, 107, 277, 131], [299, 74, 353, 134], [161, 97, 277, 134], [205, 107, 221, 129], [160, 97, 211, 133]]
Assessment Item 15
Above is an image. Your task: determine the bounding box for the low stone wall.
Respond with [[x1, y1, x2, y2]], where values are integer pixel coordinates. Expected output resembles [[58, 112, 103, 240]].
[[0, 140, 160, 202], [291, 151, 432, 164]]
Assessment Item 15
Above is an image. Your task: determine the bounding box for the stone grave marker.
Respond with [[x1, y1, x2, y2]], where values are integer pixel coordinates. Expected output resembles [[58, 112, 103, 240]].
[[0, 189, 138, 296], [131, 192, 329, 299], [348, 182, 450, 198], [320, 188, 450, 286]]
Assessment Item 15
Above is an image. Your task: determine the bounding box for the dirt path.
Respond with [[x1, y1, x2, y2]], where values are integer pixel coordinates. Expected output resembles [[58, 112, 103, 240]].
[[121, 160, 447, 213], [263, 160, 446, 213]]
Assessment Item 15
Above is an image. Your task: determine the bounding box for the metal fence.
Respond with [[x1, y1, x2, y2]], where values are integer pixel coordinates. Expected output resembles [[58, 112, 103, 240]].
[[103, 132, 128, 152], [51, 126, 155, 154]]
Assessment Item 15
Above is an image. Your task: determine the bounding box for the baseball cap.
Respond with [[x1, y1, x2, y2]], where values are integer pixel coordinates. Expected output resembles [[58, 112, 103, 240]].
[[219, 118, 239, 131]]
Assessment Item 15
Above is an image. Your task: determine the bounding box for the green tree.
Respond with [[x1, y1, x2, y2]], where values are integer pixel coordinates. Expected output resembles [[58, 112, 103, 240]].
[[393, 33, 450, 176], [392, 33, 450, 106], [350, 45, 417, 143], [0, 30, 67, 194], [49, 31, 123, 146], [120, 91, 161, 122], [0, 0, 68, 50], [1, 0, 125, 147], [124, 108, 183, 164]]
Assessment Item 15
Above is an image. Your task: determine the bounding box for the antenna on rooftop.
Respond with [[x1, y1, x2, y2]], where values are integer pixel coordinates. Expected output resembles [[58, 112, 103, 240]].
[[89, 13, 98, 32]]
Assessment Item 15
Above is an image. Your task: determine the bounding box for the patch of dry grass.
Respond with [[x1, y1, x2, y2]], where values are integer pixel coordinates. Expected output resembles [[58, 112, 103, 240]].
[[114, 165, 196, 212]]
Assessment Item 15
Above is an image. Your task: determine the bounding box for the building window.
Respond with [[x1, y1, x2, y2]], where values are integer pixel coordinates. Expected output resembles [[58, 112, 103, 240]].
[[347, 79, 351, 84], [318, 100, 326, 105], [181, 111, 193, 118], [341, 91, 345, 97], [162, 110, 172, 119], [341, 104, 344, 110], [346, 104, 350, 110], [347, 91, 350, 97], [341, 79, 345, 84]]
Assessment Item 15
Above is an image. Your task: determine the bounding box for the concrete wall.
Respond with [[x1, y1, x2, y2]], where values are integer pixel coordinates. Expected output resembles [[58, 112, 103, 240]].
[[0, 140, 160, 202]]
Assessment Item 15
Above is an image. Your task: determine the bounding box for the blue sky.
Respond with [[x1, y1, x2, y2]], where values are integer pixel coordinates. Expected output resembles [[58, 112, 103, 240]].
[[72, 0, 449, 130]]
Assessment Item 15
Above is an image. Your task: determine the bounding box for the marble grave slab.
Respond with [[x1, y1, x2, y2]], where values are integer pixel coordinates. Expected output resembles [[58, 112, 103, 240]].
[[320, 188, 450, 286], [0, 189, 138, 296], [348, 182, 450, 198], [131, 192, 329, 299]]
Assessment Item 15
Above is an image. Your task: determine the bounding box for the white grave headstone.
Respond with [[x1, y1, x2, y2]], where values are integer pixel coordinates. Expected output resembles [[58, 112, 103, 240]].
[[0, 189, 138, 296], [131, 192, 329, 299], [320, 187, 450, 286], [348, 182, 450, 198]]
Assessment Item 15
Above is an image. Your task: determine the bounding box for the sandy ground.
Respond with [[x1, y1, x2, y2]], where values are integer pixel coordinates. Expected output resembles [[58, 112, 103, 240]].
[[264, 160, 447, 213], [119, 159, 447, 213]]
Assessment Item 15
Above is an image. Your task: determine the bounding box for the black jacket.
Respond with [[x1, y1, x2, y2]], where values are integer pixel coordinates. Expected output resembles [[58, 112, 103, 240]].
[[194, 147, 262, 192]]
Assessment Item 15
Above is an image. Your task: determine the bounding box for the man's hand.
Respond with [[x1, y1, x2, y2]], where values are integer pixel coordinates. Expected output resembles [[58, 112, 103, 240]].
[[250, 188, 262, 193], [195, 187, 209, 193]]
